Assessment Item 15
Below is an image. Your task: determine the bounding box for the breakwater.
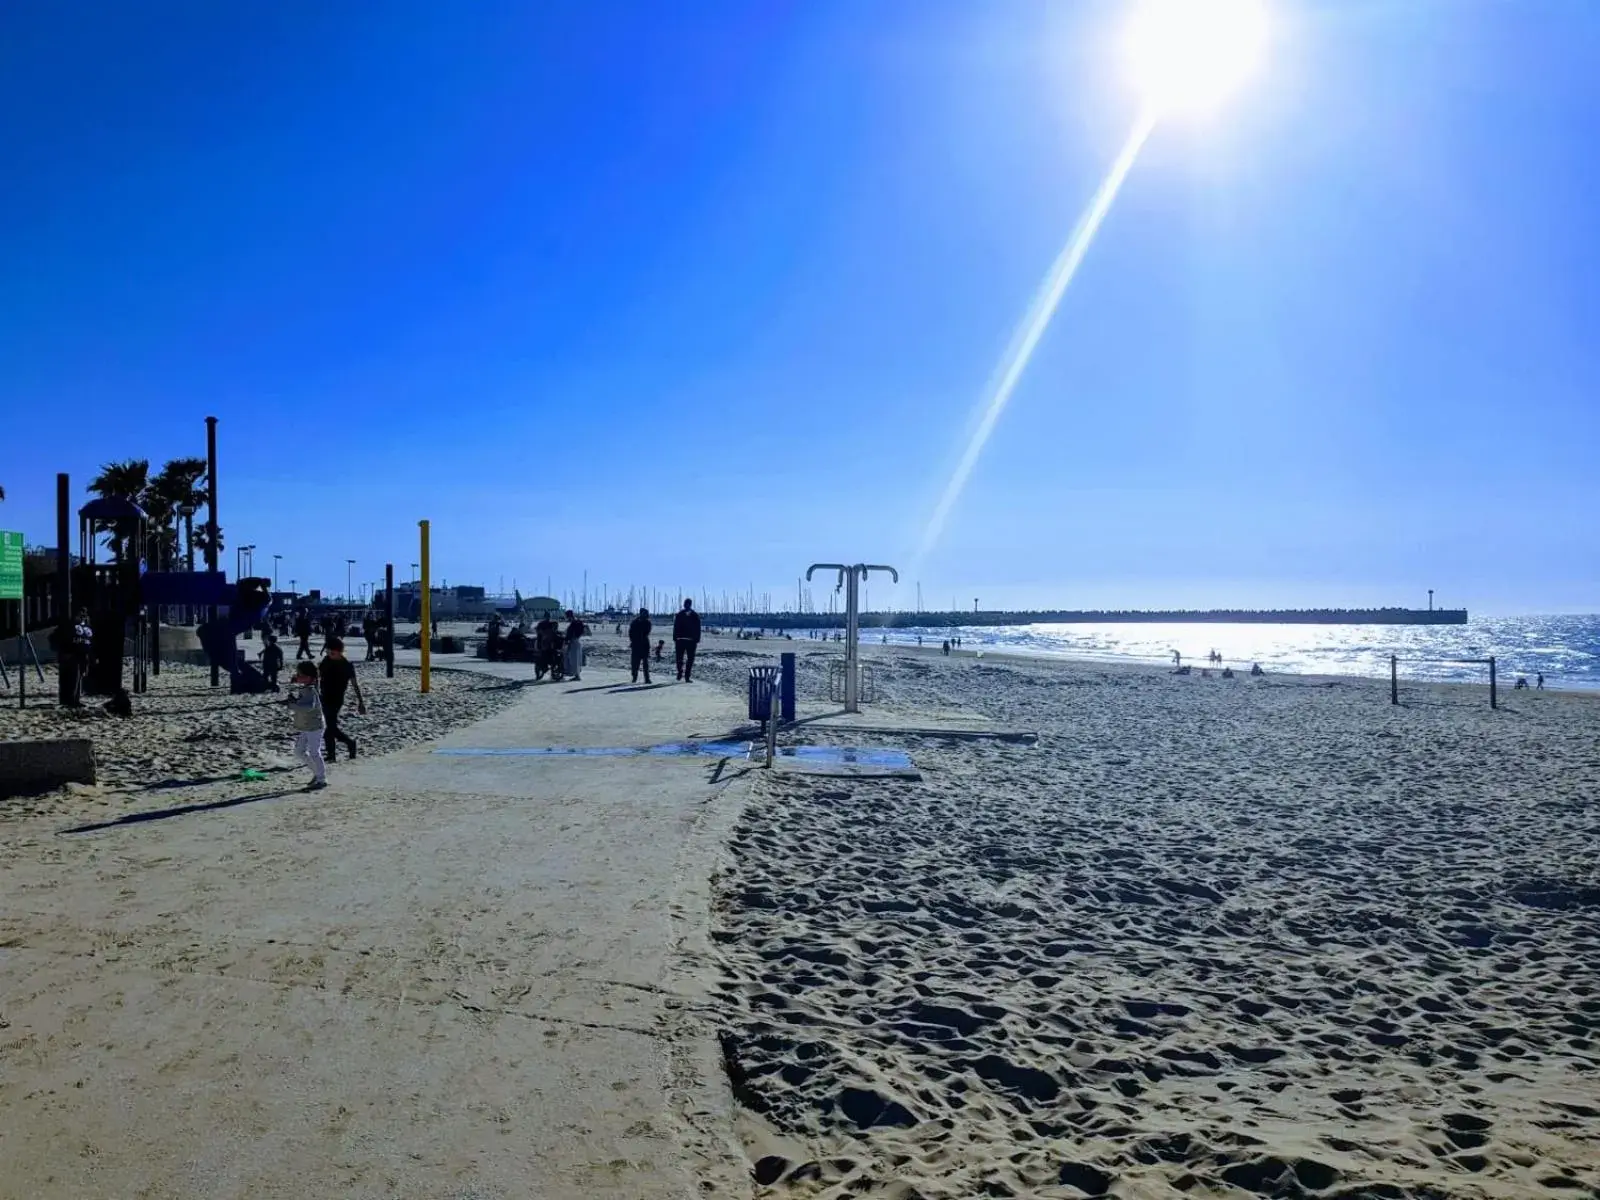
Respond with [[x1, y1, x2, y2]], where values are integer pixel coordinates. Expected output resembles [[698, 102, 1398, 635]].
[[704, 608, 1469, 631]]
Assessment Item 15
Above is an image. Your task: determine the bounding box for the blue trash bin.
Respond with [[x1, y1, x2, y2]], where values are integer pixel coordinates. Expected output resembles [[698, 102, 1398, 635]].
[[747, 665, 780, 722]]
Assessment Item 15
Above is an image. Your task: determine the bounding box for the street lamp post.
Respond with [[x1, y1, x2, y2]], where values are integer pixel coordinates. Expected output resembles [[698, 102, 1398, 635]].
[[273, 554, 281, 591], [347, 559, 356, 605]]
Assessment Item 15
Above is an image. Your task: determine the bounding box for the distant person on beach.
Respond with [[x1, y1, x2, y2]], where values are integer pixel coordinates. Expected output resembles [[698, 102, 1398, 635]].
[[319, 636, 365, 761], [259, 634, 285, 692], [655, 638, 665, 661], [485, 614, 503, 662], [431, 615, 439, 636], [362, 611, 380, 661], [1251, 662, 1264, 676], [1537, 673, 1545, 690], [564, 610, 587, 681], [284, 661, 328, 791], [673, 598, 701, 682], [294, 609, 313, 659], [942, 639, 950, 655], [629, 608, 653, 683]]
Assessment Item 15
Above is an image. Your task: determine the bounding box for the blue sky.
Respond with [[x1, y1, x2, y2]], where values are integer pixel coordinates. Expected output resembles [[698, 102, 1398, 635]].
[[1, 0, 1595, 613]]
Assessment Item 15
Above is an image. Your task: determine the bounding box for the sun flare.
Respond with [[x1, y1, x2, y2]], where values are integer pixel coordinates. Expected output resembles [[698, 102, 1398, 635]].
[[1125, 0, 1268, 117]]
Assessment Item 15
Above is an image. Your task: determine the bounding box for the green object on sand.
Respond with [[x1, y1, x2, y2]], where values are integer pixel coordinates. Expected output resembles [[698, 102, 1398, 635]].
[[240, 768, 268, 781]]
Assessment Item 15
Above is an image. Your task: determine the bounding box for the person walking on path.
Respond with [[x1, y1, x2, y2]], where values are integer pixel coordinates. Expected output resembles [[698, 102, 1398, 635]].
[[563, 610, 588, 682], [318, 636, 365, 761], [284, 661, 328, 790], [673, 598, 701, 682], [628, 608, 653, 683], [294, 609, 313, 660]]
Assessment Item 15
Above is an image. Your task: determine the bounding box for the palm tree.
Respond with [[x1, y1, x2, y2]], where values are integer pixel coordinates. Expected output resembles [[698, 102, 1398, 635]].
[[145, 457, 208, 569], [87, 459, 151, 562]]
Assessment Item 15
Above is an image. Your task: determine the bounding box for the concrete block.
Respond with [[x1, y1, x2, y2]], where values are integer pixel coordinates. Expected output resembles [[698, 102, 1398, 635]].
[[0, 738, 97, 798]]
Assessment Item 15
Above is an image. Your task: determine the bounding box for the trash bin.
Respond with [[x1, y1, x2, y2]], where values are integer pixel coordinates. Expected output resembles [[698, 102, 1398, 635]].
[[747, 665, 780, 722]]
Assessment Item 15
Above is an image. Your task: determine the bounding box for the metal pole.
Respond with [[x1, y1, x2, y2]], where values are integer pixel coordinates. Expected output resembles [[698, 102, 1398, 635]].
[[765, 676, 780, 768], [273, 554, 280, 591], [205, 415, 220, 687], [55, 475, 71, 704], [385, 563, 395, 679], [1489, 656, 1497, 710], [1390, 654, 1397, 705], [419, 521, 431, 693], [845, 569, 860, 713]]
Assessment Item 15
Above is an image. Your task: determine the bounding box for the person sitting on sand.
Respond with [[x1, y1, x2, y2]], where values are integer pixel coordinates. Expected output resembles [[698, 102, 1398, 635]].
[[1251, 662, 1264, 676]]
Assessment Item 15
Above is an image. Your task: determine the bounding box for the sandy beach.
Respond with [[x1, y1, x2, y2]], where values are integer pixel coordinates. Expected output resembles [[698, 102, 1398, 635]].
[[2, 630, 1598, 1198], [690, 642, 1600, 1198]]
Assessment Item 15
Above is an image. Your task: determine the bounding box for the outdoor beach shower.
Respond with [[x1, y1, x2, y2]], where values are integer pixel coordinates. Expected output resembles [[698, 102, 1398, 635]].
[[807, 562, 898, 712]]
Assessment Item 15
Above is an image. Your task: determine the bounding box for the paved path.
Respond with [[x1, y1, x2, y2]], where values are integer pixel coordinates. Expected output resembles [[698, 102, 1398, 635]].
[[0, 664, 752, 1199]]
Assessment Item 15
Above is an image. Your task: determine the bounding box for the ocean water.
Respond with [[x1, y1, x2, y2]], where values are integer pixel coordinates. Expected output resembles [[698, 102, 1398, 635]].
[[859, 615, 1600, 690]]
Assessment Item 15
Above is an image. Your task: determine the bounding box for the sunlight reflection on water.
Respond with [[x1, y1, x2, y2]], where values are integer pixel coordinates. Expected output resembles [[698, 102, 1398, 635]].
[[870, 616, 1600, 689]]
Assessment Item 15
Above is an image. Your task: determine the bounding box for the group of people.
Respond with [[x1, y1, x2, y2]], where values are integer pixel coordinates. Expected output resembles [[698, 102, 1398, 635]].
[[282, 635, 368, 790], [626, 599, 701, 684], [284, 607, 389, 664]]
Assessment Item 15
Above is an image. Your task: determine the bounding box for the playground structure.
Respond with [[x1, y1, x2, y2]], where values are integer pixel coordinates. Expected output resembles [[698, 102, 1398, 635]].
[[70, 492, 276, 701]]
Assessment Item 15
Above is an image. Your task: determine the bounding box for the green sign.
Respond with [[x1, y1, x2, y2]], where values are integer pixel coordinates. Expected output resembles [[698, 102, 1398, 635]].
[[0, 531, 23, 601]]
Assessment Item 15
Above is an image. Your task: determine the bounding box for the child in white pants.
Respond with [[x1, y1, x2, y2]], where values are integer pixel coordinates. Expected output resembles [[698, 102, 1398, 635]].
[[285, 661, 328, 790]]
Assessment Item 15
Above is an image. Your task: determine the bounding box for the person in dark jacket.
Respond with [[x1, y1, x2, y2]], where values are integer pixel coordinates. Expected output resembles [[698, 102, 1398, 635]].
[[672, 598, 701, 682], [294, 609, 313, 660], [628, 608, 652, 683], [318, 636, 366, 761]]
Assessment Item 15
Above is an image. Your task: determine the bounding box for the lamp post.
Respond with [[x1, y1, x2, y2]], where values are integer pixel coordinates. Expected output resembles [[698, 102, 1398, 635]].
[[273, 554, 281, 591], [346, 559, 355, 605]]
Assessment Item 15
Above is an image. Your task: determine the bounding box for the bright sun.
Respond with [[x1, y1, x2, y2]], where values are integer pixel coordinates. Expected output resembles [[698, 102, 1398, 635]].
[[1125, 0, 1269, 117]]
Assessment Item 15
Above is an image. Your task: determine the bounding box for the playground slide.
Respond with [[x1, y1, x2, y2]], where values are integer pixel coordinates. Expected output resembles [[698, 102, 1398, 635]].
[[142, 572, 273, 694], [198, 581, 273, 693]]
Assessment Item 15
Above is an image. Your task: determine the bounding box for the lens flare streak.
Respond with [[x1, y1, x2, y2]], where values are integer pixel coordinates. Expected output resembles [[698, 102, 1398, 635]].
[[919, 113, 1157, 560]]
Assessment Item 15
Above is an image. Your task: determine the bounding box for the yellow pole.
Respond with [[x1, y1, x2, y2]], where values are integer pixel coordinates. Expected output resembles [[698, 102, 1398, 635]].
[[418, 519, 431, 694]]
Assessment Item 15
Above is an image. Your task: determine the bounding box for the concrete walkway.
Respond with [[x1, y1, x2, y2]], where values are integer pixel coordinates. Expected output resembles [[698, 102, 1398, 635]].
[[0, 664, 753, 1199]]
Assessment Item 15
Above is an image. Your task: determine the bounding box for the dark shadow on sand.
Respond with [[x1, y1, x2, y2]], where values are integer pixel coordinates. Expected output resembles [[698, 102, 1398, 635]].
[[611, 682, 673, 693], [58, 788, 303, 835]]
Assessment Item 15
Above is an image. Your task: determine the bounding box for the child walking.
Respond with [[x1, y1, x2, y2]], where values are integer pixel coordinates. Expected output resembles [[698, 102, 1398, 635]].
[[260, 633, 285, 692], [285, 661, 328, 790]]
